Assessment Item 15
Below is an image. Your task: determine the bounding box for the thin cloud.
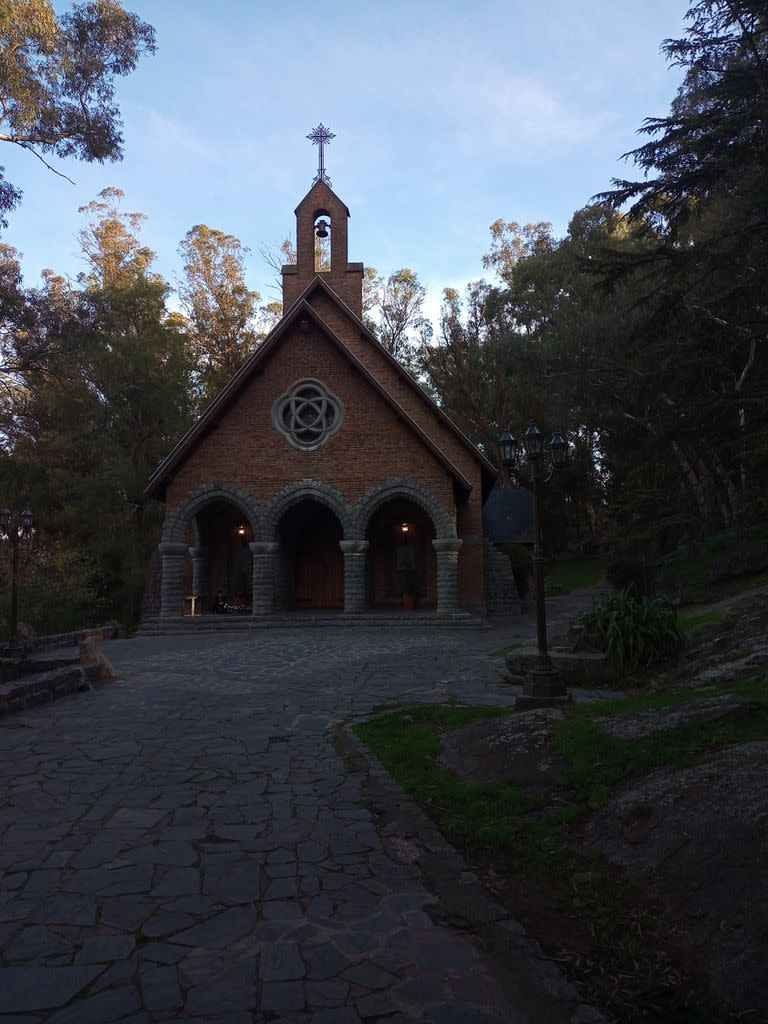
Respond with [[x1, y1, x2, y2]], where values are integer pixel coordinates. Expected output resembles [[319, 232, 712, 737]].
[[143, 110, 220, 164], [453, 72, 614, 155]]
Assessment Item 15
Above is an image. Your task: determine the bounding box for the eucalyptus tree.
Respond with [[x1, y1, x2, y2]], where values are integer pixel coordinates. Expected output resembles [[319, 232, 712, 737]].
[[0, 0, 155, 226], [178, 224, 270, 407]]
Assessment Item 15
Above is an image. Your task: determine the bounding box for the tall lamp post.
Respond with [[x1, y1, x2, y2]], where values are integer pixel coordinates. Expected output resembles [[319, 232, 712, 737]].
[[0, 507, 35, 652], [498, 426, 570, 707]]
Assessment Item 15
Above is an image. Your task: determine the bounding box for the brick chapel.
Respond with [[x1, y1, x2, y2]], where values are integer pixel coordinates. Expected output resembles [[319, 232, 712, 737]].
[[144, 145, 499, 621]]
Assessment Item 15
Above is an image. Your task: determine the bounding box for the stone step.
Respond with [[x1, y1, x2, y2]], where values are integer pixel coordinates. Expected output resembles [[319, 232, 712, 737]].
[[505, 645, 618, 685], [0, 652, 80, 683], [138, 612, 491, 635], [0, 666, 87, 718]]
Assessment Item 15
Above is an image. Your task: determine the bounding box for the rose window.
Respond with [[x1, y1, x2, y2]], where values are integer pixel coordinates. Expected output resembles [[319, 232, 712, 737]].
[[272, 379, 344, 451]]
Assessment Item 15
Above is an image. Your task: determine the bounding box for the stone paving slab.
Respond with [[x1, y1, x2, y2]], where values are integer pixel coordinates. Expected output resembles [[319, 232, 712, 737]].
[[0, 622, 606, 1022]]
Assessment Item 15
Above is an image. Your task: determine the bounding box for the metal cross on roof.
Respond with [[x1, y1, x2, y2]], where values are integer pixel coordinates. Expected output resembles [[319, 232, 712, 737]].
[[307, 123, 335, 187]]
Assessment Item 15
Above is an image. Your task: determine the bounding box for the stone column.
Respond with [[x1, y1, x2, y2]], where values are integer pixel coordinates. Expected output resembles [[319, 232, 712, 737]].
[[159, 542, 188, 618], [433, 538, 463, 614], [340, 540, 369, 614], [250, 542, 279, 616], [189, 545, 207, 615]]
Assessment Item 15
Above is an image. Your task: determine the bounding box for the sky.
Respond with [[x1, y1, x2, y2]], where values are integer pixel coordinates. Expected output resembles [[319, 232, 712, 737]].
[[6, 0, 691, 321]]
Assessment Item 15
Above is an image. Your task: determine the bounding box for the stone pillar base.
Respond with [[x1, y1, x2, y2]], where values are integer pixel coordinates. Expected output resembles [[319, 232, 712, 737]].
[[515, 667, 571, 708], [250, 542, 279, 615], [433, 538, 462, 614], [159, 542, 189, 618], [340, 540, 369, 613], [189, 545, 208, 615]]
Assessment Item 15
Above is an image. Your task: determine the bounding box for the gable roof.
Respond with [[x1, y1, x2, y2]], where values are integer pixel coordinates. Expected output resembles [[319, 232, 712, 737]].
[[145, 276, 497, 501], [294, 181, 351, 218]]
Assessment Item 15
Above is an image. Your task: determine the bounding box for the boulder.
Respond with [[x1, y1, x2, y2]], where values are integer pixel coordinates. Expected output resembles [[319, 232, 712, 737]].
[[675, 595, 768, 688], [79, 637, 120, 683], [594, 693, 756, 740], [706, 542, 768, 585], [15, 621, 37, 646], [440, 709, 566, 787], [578, 741, 768, 1016]]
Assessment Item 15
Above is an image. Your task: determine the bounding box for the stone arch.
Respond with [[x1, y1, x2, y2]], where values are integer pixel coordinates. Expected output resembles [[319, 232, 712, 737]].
[[262, 479, 354, 541], [162, 482, 263, 544], [354, 478, 455, 541]]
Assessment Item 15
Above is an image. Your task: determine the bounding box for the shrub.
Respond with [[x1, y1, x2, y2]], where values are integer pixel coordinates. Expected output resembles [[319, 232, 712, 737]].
[[579, 591, 684, 674], [498, 542, 532, 599], [0, 542, 109, 641]]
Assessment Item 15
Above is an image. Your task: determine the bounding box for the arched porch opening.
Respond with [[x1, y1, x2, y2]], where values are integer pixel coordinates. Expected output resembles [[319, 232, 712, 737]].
[[193, 500, 254, 614], [277, 499, 344, 610], [366, 499, 437, 609]]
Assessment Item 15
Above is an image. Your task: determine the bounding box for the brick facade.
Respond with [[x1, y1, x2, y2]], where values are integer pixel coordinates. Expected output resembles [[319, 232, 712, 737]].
[[145, 181, 496, 619]]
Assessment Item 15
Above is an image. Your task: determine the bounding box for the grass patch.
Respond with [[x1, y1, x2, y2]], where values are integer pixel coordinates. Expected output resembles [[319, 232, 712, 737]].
[[678, 609, 725, 633], [491, 640, 524, 657], [546, 555, 604, 594], [355, 704, 553, 863], [552, 701, 768, 811], [356, 686, 768, 1021], [567, 685, 723, 718]]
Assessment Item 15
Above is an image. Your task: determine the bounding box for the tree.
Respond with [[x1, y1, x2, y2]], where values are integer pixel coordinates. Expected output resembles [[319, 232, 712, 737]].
[[259, 236, 296, 304], [77, 186, 155, 287], [364, 267, 432, 374], [0, 0, 156, 226], [0, 188, 195, 630], [179, 224, 275, 407], [0, 242, 41, 395], [606, 0, 768, 228], [481, 219, 556, 290], [0, 242, 85, 403], [600, 0, 768, 526], [421, 280, 520, 458]]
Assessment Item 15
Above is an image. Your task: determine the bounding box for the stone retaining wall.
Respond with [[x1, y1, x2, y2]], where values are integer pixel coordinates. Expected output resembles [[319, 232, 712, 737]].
[[0, 666, 87, 718], [15, 624, 121, 654]]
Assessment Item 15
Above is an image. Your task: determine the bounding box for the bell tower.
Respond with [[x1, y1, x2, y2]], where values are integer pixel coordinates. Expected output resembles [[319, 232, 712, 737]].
[[281, 125, 364, 317]]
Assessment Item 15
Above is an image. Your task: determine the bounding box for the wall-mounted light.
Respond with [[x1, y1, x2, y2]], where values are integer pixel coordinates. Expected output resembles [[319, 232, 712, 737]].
[[400, 522, 410, 535], [237, 524, 246, 537]]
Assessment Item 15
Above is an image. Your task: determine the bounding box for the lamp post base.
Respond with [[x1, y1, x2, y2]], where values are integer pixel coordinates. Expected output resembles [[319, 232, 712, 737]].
[[515, 667, 571, 709]]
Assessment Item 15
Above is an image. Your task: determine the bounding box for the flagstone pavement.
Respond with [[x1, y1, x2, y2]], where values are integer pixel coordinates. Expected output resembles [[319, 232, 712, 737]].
[[0, 619, 606, 1024]]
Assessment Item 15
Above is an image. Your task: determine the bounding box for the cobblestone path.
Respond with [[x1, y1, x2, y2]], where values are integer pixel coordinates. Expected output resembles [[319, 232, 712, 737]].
[[0, 626, 596, 1024]]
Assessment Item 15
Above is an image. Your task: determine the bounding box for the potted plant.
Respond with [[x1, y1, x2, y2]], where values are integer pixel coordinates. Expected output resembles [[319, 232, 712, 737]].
[[402, 567, 420, 611]]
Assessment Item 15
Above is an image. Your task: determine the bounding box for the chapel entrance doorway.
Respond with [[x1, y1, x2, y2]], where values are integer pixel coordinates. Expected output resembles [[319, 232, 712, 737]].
[[195, 501, 254, 613], [366, 499, 437, 609], [278, 500, 344, 610]]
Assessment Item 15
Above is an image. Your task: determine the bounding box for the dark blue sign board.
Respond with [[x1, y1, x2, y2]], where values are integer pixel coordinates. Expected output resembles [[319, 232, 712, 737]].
[[483, 487, 534, 544]]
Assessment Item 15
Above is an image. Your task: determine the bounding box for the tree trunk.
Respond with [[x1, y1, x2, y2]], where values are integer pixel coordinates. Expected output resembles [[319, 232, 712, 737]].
[[671, 441, 710, 522]]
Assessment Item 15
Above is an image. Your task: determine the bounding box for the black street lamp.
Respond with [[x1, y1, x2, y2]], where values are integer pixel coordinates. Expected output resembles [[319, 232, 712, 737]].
[[0, 507, 35, 651], [498, 426, 569, 706]]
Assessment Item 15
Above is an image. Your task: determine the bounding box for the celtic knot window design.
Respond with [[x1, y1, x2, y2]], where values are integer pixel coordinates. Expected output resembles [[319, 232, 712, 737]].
[[272, 379, 344, 451]]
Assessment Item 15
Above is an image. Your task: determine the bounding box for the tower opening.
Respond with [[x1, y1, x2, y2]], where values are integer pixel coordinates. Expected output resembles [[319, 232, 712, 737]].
[[314, 212, 331, 272]]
